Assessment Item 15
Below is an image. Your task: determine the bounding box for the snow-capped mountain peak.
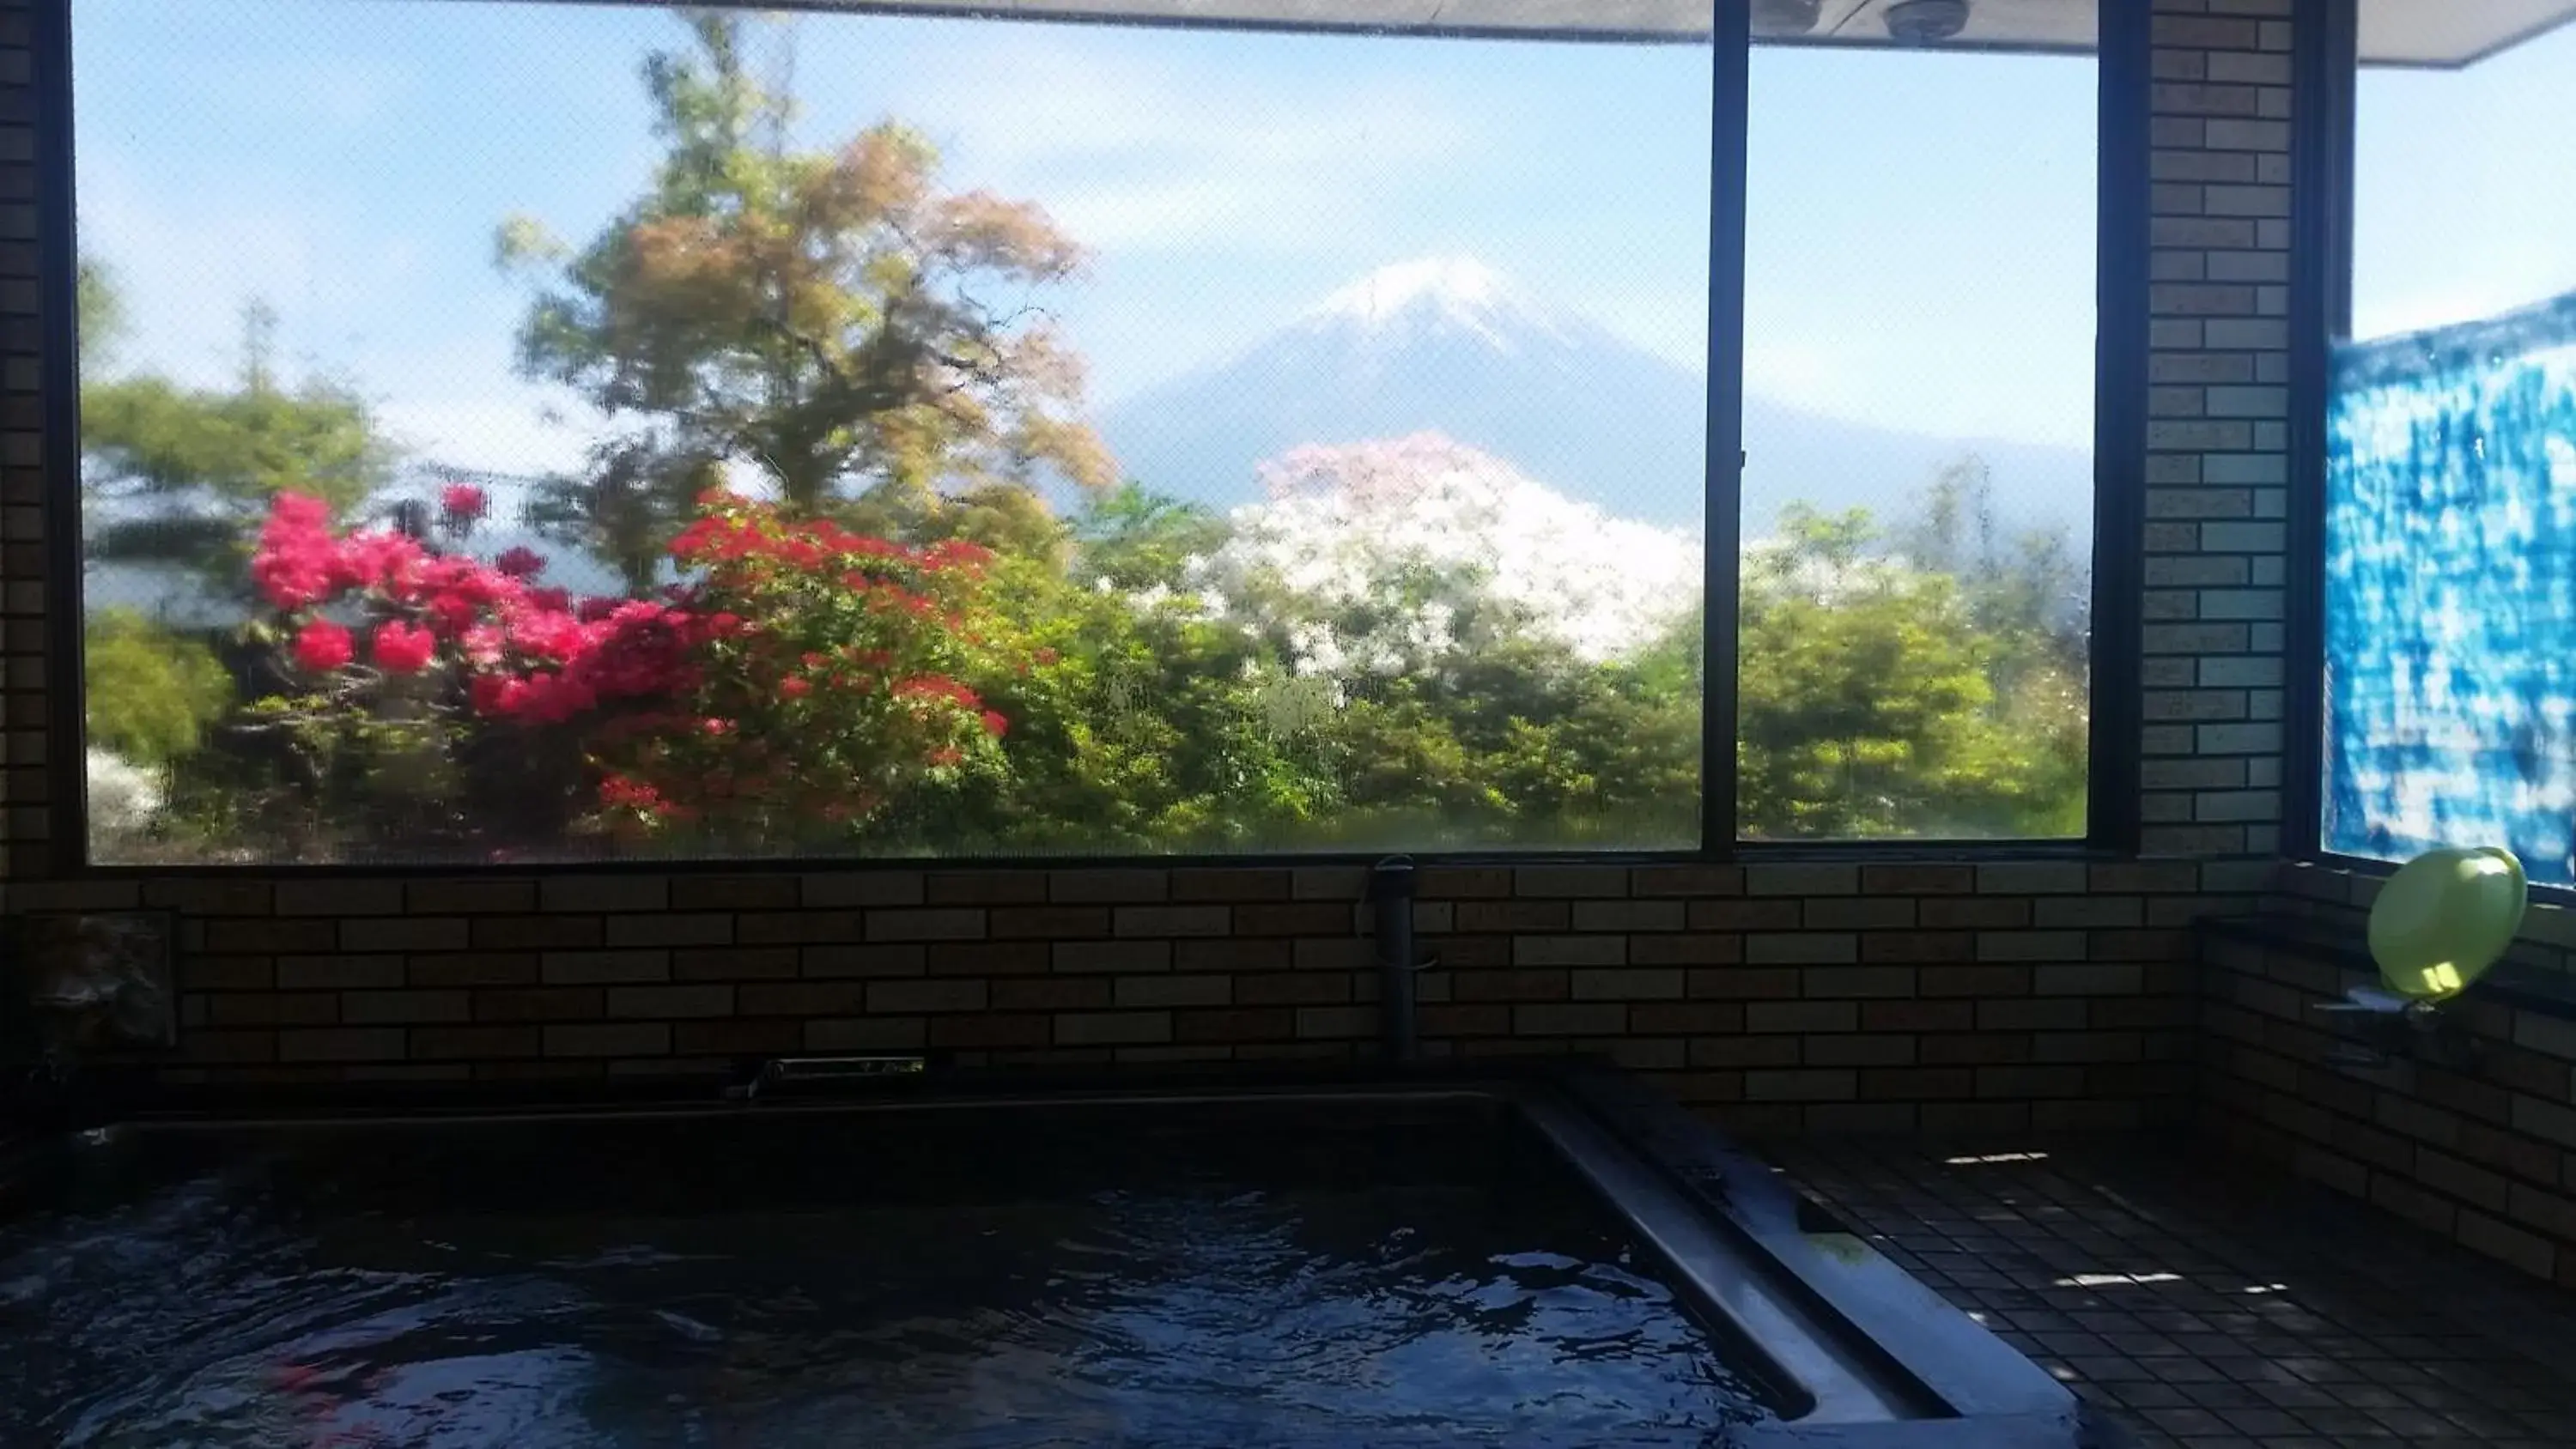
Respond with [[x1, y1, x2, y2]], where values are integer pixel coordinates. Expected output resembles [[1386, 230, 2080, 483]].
[[1301, 254, 1559, 348], [1313, 255, 1510, 320], [1099, 257, 2093, 542]]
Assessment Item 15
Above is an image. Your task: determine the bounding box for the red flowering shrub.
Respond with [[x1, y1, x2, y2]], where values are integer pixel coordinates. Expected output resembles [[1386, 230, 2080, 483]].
[[253, 494, 344, 612], [583, 491, 1013, 840], [291, 619, 353, 672], [370, 621, 436, 675], [239, 488, 1014, 854]]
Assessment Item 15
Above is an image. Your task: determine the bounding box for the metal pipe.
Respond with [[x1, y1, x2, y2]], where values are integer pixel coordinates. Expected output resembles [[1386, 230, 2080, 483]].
[[1371, 856, 1419, 1064]]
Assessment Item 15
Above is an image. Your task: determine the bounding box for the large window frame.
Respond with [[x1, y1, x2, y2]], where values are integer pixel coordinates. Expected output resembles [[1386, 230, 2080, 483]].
[[2283, 0, 2351, 870], [36, 0, 2147, 874], [2285, 0, 2576, 896]]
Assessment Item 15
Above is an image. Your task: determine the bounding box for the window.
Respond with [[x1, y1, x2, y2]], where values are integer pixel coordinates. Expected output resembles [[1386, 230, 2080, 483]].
[[68, 0, 2111, 867], [72, 0, 1714, 864], [2326, 8, 2576, 884], [1738, 5, 2099, 840]]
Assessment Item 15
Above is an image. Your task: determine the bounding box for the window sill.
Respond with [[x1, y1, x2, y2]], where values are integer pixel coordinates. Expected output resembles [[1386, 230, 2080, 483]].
[[46, 838, 2123, 882], [2196, 912, 2576, 1025]]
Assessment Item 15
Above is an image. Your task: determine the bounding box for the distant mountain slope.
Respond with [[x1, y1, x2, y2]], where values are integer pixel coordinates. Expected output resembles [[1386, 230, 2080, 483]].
[[1098, 255, 2093, 544]]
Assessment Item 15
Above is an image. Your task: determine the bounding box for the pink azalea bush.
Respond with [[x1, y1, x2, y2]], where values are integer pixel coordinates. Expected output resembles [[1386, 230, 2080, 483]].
[[241, 486, 1018, 853]]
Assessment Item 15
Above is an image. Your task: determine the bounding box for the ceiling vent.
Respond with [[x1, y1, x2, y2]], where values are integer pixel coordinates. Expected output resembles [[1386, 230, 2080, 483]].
[[1886, 0, 1972, 45]]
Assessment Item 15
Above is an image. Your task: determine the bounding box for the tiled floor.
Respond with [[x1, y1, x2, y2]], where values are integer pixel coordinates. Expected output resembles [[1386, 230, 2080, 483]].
[[1768, 1136, 2576, 1449]]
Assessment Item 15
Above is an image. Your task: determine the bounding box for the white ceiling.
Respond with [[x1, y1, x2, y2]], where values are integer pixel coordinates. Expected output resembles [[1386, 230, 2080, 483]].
[[2359, 0, 2576, 68], [810, 0, 2576, 66]]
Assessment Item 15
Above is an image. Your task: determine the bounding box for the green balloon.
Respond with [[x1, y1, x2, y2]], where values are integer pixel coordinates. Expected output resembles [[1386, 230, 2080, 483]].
[[2367, 846, 2527, 1001]]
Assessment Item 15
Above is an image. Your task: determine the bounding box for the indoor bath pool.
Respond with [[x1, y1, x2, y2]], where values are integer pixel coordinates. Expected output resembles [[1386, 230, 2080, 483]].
[[0, 1069, 2087, 1448]]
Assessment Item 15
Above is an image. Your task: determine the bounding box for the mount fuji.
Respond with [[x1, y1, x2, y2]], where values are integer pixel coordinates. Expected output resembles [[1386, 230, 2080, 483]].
[[1096, 255, 2093, 544]]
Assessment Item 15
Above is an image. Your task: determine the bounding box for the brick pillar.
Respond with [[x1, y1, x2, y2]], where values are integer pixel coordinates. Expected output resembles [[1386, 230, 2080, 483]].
[[2139, 0, 2297, 863]]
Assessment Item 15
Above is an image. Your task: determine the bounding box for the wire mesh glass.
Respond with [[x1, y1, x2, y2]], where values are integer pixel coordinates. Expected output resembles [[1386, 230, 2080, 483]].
[[70, 0, 1712, 864], [1736, 8, 2098, 841], [2326, 21, 2576, 885]]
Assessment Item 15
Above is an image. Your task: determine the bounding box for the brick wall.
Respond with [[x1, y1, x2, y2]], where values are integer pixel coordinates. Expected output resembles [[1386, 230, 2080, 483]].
[[0, 1, 2316, 1133], [2275, 863, 2576, 978], [2202, 894, 2576, 1289], [2171, 0, 2576, 1294], [11, 861, 2229, 1134], [2140, 0, 2297, 860]]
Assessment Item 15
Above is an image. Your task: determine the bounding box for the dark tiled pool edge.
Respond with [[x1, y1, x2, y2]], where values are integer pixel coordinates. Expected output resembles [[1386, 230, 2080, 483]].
[[1553, 1064, 2133, 1447]]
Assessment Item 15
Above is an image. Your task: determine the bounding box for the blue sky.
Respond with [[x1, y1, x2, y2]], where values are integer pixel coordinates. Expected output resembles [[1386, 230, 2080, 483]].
[[2354, 21, 2576, 340], [69, 0, 2099, 483], [71, 0, 2554, 492]]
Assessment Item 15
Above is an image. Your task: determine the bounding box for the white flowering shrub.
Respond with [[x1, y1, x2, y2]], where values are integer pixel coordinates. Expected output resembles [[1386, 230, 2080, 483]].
[[1174, 433, 1701, 683], [86, 748, 165, 849]]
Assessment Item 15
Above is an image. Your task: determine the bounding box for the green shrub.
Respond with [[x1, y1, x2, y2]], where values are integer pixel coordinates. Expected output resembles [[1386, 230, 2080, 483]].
[[83, 609, 232, 766]]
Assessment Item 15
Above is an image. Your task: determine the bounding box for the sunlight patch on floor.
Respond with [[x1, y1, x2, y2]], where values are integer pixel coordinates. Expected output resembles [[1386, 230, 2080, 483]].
[[2050, 1271, 2182, 1288]]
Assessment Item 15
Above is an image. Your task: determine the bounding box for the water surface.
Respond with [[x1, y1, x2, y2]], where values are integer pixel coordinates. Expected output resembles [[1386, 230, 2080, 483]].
[[0, 1114, 1773, 1447]]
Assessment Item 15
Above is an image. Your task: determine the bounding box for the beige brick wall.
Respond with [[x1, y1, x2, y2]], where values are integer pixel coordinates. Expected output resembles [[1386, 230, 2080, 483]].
[[2141, 0, 2295, 860], [0, 0, 2319, 1133], [9, 861, 2221, 1134]]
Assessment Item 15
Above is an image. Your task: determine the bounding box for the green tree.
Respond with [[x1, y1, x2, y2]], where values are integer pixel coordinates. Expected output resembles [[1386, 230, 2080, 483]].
[[499, 12, 1115, 587], [76, 258, 126, 377], [80, 288, 399, 589], [1323, 632, 1701, 849], [892, 541, 1337, 853], [1894, 456, 2091, 835], [1074, 484, 1231, 592], [1898, 455, 2089, 689], [1739, 504, 2017, 839]]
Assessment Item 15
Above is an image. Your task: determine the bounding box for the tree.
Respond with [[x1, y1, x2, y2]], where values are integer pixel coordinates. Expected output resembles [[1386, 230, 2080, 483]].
[[1736, 489, 2087, 840], [498, 12, 1115, 585], [1320, 626, 1702, 849], [1895, 456, 2091, 834], [1738, 504, 2001, 838], [76, 258, 126, 377], [80, 281, 399, 591], [1898, 454, 2089, 688], [1074, 483, 1231, 593]]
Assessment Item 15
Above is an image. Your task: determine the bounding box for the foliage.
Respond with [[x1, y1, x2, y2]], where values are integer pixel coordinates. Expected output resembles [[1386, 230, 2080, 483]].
[[1073, 484, 1231, 593], [81, 289, 400, 589], [1736, 499, 2084, 840], [1190, 434, 1701, 676], [80, 9, 2096, 861], [82, 609, 232, 767], [76, 258, 126, 375], [1320, 627, 1702, 848], [221, 489, 1017, 858], [498, 12, 1115, 587], [158, 440, 2091, 860], [1894, 458, 2092, 836], [589, 494, 1019, 849], [949, 557, 1337, 852]]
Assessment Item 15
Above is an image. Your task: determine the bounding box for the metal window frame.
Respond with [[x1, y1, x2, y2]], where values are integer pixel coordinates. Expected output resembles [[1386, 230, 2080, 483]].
[[2086, 0, 2151, 863], [2281, 0, 2352, 870], [38, 0, 2147, 878], [2275, 0, 2569, 906], [2281, 0, 2576, 910]]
